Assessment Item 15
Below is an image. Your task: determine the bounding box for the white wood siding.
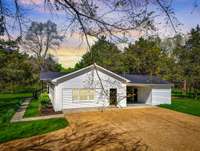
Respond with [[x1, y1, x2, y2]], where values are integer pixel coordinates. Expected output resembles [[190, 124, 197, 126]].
[[151, 88, 171, 105], [62, 89, 72, 108], [50, 66, 172, 111], [137, 87, 152, 104], [62, 88, 105, 109], [54, 69, 126, 110], [48, 84, 55, 107]]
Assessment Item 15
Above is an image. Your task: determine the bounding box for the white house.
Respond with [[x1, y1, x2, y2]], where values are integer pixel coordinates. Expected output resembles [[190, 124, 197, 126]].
[[40, 64, 172, 111]]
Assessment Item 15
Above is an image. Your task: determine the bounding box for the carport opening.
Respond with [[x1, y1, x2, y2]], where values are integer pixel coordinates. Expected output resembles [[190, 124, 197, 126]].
[[127, 86, 138, 104]]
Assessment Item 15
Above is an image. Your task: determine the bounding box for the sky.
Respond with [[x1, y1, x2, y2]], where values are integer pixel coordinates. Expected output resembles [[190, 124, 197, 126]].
[[5, 0, 200, 68]]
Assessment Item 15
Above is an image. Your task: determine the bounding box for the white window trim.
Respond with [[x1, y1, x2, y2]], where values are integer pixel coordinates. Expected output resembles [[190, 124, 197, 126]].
[[72, 88, 95, 102]]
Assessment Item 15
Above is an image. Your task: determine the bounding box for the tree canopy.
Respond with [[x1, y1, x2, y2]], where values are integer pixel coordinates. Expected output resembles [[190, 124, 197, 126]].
[[75, 36, 124, 73], [0, 0, 190, 42], [23, 20, 63, 70], [123, 37, 162, 75], [0, 39, 66, 93], [0, 40, 38, 92], [74, 25, 200, 98], [177, 25, 200, 94]]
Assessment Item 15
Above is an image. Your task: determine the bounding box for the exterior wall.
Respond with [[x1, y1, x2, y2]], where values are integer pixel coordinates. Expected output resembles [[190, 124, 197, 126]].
[[151, 88, 171, 105], [53, 69, 127, 111], [48, 83, 55, 109], [137, 87, 152, 104], [137, 85, 171, 105], [48, 85, 54, 101]]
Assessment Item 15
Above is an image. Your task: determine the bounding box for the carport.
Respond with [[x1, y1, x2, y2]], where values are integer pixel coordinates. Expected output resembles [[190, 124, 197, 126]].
[[126, 84, 152, 105], [120, 74, 173, 106]]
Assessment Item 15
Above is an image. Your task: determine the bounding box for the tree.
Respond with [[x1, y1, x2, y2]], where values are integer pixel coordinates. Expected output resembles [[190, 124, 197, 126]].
[[0, 0, 182, 42], [0, 38, 69, 93], [123, 37, 162, 75], [0, 16, 4, 36], [75, 36, 124, 73], [177, 25, 200, 98], [23, 20, 63, 70], [45, 54, 68, 72], [0, 39, 39, 93]]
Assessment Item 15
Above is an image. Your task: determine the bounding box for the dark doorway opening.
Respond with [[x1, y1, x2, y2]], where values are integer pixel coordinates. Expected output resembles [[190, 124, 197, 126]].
[[133, 88, 138, 103], [110, 88, 117, 105], [127, 87, 138, 104]]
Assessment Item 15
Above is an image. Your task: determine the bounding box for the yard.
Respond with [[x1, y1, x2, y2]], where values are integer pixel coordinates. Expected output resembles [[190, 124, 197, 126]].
[[24, 92, 62, 118], [1, 107, 200, 151], [24, 98, 40, 117], [0, 93, 68, 143], [159, 97, 200, 116], [1, 96, 200, 150]]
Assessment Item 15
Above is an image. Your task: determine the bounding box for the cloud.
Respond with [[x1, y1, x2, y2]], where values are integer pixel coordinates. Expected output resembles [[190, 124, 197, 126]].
[[49, 47, 87, 68], [50, 29, 143, 68], [17, 0, 199, 68]]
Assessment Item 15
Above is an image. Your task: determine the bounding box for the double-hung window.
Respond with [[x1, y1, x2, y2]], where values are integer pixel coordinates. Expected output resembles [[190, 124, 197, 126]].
[[72, 89, 95, 101]]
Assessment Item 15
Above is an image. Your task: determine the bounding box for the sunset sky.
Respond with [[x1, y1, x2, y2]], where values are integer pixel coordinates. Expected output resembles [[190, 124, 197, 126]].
[[5, 0, 200, 68]]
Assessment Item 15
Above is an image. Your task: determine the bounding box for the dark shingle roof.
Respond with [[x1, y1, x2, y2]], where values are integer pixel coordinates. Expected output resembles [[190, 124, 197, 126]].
[[40, 71, 67, 81], [40, 70, 169, 85], [120, 74, 169, 84]]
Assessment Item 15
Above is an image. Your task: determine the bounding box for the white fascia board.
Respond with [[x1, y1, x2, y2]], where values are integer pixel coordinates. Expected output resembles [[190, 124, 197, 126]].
[[52, 64, 94, 83], [125, 83, 174, 87], [52, 63, 130, 83], [95, 64, 130, 82]]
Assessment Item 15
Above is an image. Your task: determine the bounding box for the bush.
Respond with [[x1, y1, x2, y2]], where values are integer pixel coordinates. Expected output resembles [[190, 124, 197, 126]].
[[39, 92, 50, 108], [172, 89, 200, 100]]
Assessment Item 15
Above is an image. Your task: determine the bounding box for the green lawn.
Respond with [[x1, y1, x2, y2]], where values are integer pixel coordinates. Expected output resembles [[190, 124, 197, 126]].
[[0, 118, 67, 143], [0, 99, 21, 123], [0, 93, 32, 99], [159, 97, 200, 116], [24, 98, 40, 117], [0, 93, 68, 143]]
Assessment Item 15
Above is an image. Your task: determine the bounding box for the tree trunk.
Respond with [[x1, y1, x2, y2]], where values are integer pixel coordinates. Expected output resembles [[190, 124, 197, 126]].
[[183, 80, 187, 95], [194, 89, 198, 100]]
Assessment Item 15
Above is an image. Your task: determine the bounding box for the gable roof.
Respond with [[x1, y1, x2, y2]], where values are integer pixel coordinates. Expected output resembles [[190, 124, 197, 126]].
[[40, 71, 66, 81], [51, 64, 130, 84], [120, 74, 170, 84], [40, 64, 171, 85]]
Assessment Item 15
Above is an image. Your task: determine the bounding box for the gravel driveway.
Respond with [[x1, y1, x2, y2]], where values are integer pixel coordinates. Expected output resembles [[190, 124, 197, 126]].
[[1, 107, 200, 151]]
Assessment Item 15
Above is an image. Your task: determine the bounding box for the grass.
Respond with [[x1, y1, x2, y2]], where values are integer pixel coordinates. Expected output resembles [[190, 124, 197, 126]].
[[0, 93, 68, 143], [24, 98, 40, 117], [0, 93, 32, 99], [159, 97, 200, 116], [0, 118, 68, 143], [0, 99, 21, 123], [0, 94, 28, 124], [24, 92, 51, 118]]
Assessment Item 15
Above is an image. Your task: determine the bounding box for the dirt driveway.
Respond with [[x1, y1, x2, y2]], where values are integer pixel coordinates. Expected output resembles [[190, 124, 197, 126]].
[[1, 107, 200, 151]]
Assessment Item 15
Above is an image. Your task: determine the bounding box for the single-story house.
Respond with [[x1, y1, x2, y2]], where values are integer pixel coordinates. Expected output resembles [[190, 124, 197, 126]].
[[40, 64, 173, 111]]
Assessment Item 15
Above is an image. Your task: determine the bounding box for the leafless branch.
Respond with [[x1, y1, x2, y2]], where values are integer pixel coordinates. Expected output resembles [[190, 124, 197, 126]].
[[156, 0, 177, 33], [14, 0, 23, 36]]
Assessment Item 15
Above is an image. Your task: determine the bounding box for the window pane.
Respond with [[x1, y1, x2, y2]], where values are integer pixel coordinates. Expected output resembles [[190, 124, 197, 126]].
[[80, 89, 88, 100], [73, 89, 95, 101], [72, 89, 79, 100], [89, 89, 94, 100]]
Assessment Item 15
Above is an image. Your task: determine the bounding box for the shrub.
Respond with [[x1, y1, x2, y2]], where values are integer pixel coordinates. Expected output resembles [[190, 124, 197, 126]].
[[39, 92, 50, 108]]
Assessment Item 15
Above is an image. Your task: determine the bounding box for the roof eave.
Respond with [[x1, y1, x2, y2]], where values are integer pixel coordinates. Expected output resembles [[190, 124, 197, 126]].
[[125, 82, 174, 87], [94, 64, 130, 83], [52, 63, 130, 84]]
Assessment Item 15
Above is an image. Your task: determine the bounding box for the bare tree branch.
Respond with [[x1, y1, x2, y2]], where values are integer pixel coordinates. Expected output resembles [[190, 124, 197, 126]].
[[156, 0, 177, 33]]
